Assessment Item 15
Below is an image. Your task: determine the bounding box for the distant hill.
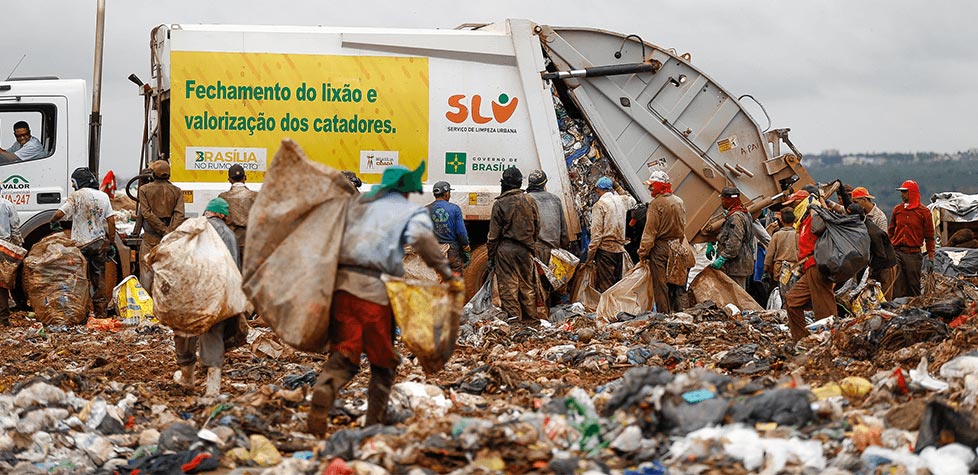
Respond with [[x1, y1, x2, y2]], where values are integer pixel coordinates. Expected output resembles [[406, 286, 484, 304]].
[[803, 150, 978, 214]]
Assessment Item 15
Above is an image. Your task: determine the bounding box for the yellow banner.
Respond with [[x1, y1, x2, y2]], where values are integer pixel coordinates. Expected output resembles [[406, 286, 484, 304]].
[[170, 51, 429, 183]]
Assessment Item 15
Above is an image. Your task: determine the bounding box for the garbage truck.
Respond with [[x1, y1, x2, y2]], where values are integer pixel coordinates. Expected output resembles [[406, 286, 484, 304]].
[[0, 18, 814, 297]]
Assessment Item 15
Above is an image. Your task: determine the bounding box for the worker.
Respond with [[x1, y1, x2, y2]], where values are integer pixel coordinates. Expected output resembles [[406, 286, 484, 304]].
[[0, 121, 45, 162], [218, 164, 258, 263], [851, 186, 887, 230], [308, 162, 456, 433], [586, 176, 628, 292], [636, 170, 690, 313], [0, 196, 21, 326], [50, 168, 117, 319], [763, 208, 799, 287], [526, 170, 570, 308], [172, 198, 244, 397], [709, 187, 756, 289], [136, 160, 185, 292], [848, 202, 897, 289], [888, 179, 935, 298], [426, 181, 470, 274], [487, 167, 540, 322], [783, 190, 835, 343], [525, 170, 569, 263]]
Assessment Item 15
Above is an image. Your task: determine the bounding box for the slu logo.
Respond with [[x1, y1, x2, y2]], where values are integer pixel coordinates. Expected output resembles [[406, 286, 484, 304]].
[[445, 93, 519, 125], [1, 175, 29, 190], [445, 152, 467, 174]]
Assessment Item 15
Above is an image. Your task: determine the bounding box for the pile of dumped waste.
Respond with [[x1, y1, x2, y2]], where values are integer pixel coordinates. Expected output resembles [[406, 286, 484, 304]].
[[2, 272, 978, 474]]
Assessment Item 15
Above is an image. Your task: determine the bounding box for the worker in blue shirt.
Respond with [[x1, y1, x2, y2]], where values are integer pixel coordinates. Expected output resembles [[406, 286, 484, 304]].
[[426, 181, 470, 274]]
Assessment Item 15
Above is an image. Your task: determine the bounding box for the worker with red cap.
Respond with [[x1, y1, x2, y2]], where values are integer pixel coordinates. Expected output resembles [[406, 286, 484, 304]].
[[888, 179, 935, 298], [782, 189, 836, 343]]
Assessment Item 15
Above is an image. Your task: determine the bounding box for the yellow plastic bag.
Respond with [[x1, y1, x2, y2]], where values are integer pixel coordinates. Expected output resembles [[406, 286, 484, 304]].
[[548, 249, 580, 289], [840, 376, 873, 398], [113, 275, 156, 326], [383, 275, 464, 374]]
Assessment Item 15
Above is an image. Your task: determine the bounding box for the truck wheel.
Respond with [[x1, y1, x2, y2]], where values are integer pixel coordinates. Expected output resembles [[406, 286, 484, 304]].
[[463, 245, 489, 301]]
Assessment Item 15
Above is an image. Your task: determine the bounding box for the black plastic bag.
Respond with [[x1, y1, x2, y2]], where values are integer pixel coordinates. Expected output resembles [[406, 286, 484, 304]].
[[728, 388, 814, 426], [811, 207, 870, 283], [915, 401, 978, 453]]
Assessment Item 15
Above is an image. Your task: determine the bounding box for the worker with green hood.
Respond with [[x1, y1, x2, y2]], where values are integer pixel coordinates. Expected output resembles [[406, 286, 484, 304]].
[[308, 161, 456, 434], [172, 197, 246, 398]]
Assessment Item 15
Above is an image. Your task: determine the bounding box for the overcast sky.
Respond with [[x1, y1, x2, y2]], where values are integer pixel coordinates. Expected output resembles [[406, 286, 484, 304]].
[[4, 0, 977, 178]]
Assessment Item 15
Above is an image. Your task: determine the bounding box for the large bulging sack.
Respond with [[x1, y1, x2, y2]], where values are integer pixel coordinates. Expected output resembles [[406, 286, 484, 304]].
[[242, 140, 355, 352], [812, 207, 871, 283], [148, 217, 251, 336], [690, 267, 763, 312], [596, 261, 654, 323], [571, 264, 601, 312], [24, 234, 90, 325], [0, 238, 27, 289]]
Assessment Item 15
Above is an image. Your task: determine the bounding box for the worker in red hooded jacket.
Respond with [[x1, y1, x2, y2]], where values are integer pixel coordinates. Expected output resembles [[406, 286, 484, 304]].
[[888, 179, 935, 298]]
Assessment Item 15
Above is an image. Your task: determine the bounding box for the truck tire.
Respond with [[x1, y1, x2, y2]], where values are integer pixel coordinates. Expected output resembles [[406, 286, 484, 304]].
[[463, 245, 490, 301]]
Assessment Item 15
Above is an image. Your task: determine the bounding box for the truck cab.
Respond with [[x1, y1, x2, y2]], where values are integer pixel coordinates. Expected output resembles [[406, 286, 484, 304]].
[[0, 78, 87, 248]]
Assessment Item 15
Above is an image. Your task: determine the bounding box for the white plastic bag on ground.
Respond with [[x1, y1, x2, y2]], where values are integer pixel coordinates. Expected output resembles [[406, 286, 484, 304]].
[[148, 217, 251, 336], [596, 261, 654, 323]]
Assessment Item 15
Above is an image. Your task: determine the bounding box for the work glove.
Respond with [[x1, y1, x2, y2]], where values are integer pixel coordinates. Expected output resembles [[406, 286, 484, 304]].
[[462, 250, 472, 265], [710, 256, 727, 270], [924, 257, 935, 274], [49, 222, 63, 232], [705, 242, 717, 260]]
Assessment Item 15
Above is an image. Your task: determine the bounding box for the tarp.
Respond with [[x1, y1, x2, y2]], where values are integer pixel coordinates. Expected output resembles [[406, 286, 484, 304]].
[[934, 247, 978, 277], [930, 192, 978, 223]]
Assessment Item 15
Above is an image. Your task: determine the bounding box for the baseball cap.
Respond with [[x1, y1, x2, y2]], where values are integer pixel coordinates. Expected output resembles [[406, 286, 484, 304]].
[[228, 164, 246, 180], [851, 187, 875, 199], [433, 181, 452, 195], [720, 186, 740, 198], [644, 170, 671, 186]]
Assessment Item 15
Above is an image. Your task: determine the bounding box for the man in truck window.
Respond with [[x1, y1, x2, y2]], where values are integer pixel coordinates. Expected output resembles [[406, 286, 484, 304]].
[[308, 162, 456, 433], [487, 167, 540, 322], [218, 164, 258, 262], [50, 167, 117, 319], [586, 176, 628, 293], [710, 187, 756, 289], [136, 160, 185, 292], [426, 181, 469, 274], [0, 121, 45, 163], [0, 195, 22, 326]]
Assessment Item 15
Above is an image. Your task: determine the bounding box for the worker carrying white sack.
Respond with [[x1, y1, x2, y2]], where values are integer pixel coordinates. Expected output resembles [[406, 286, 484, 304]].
[[149, 197, 250, 397]]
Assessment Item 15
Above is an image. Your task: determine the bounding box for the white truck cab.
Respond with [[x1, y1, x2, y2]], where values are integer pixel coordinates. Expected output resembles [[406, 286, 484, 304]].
[[0, 78, 88, 247]]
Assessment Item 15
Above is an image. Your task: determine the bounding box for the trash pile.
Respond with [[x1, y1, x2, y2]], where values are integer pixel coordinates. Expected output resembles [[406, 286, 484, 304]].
[[1, 269, 978, 474]]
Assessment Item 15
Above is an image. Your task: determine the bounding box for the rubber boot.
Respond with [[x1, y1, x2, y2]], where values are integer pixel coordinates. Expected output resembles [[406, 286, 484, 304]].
[[307, 353, 359, 435], [204, 367, 221, 397], [173, 365, 195, 388], [365, 364, 396, 426]]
